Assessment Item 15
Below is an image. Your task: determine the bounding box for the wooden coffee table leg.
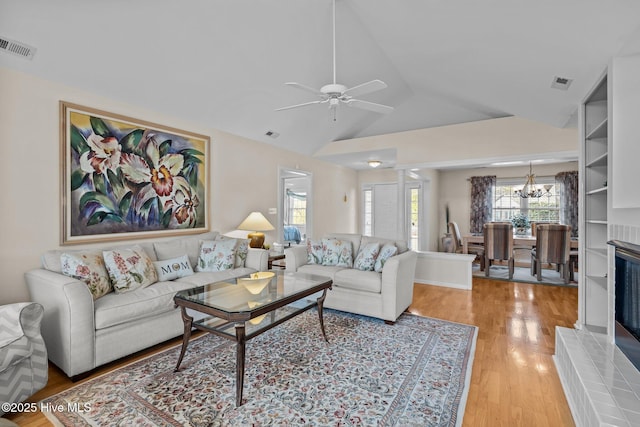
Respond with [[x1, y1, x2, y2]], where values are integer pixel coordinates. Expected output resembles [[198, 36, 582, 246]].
[[317, 288, 330, 343], [235, 323, 247, 407], [174, 306, 193, 372]]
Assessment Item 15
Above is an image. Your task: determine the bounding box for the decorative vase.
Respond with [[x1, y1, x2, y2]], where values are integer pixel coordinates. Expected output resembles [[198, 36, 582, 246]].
[[442, 233, 455, 253], [515, 227, 527, 235]]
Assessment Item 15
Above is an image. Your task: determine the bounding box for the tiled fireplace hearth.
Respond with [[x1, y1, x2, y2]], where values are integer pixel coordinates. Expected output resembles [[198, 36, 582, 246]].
[[554, 224, 640, 427]]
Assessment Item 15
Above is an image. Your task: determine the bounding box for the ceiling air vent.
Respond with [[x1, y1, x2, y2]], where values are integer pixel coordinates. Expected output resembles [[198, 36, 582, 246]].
[[0, 36, 37, 60], [551, 76, 573, 90]]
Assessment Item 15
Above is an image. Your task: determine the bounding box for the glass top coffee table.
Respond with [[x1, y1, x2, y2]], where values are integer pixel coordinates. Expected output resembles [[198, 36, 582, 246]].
[[173, 271, 332, 407]]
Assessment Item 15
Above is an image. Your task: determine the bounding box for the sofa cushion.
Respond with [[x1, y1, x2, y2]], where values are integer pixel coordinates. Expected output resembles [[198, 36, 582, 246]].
[[103, 245, 159, 293], [375, 243, 399, 272], [353, 242, 380, 271], [94, 280, 195, 329], [321, 238, 353, 267], [175, 267, 256, 287], [196, 239, 237, 272], [153, 254, 194, 281], [360, 236, 408, 254], [306, 239, 324, 265], [327, 233, 362, 255], [153, 231, 219, 268], [60, 250, 113, 300], [334, 269, 382, 293], [298, 264, 346, 280], [215, 235, 250, 268]]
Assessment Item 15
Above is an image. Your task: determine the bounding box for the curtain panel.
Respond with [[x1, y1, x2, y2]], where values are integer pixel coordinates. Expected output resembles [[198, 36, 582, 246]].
[[556, 171, 579, 237], [470, 175, 496, 234]]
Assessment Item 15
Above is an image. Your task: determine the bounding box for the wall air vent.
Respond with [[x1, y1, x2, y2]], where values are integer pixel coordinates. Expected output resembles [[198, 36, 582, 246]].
[[0, 36, 37, 60], [551, 76, 573, 90]]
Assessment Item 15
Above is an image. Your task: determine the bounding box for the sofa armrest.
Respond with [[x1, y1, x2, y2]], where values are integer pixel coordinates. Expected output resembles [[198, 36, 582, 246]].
[[380, 250, 418, 321], [285, 245, 308, 272], [25, 269, 96, 377], [245, 248, 269, 271]]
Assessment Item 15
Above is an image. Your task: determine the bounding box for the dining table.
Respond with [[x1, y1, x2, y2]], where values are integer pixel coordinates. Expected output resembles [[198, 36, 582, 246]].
[[461, 233, 579, 254]]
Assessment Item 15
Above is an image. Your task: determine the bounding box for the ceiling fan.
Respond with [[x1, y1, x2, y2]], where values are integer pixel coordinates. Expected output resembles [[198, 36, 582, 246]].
[[275, 0, 394, 119]]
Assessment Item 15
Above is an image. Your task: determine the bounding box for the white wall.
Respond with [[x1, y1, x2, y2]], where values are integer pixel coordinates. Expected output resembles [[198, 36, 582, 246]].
[[0, 67, 357, 303]]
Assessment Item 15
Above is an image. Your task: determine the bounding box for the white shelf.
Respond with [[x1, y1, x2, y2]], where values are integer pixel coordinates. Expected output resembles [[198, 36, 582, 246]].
[[586, 219, 607, 225], [586, 275, 608, 290], [585, 152, 607, 168], [586, 118, 607, 140], [586, 186, 607, 195], [585, 247, 608, 258]]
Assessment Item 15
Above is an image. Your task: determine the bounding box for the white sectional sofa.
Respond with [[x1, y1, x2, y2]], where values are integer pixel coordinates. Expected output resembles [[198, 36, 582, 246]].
[[285, 233, 417, 323], [25, 231, 268, 379]]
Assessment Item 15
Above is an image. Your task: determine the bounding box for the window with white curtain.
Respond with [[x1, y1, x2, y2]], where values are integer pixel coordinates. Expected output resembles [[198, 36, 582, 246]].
[[492, 176, 560, 222]]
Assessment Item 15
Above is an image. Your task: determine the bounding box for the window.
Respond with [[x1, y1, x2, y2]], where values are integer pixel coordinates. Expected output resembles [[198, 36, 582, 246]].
[[493, 176, 559, 223], [407, 185, 420, 250], [363, 189, 373, 236]]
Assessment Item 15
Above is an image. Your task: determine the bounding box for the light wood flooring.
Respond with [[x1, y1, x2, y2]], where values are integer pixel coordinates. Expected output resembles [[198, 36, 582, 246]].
[[6, 276, 578, 426]]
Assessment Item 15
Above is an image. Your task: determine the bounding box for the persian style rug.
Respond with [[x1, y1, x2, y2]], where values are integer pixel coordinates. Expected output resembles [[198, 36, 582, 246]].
[[41, 310, 477, 426]]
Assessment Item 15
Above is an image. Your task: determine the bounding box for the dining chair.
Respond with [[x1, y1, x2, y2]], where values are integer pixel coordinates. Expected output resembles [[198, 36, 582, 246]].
[[449, 221, 485, 270], [483, 222, 514, 279], [530, 224, 572, 284]]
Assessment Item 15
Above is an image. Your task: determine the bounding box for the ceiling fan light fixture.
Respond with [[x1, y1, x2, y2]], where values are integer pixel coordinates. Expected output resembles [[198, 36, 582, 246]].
[[368, 160, 382, 168]]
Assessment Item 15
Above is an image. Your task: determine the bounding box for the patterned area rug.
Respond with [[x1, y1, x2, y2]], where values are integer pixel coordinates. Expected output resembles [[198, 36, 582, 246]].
[[41, 310, 477, 426]]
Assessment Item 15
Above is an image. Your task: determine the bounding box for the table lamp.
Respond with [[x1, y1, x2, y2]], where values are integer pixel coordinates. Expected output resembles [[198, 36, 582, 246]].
[[237, 211, 274, 248]]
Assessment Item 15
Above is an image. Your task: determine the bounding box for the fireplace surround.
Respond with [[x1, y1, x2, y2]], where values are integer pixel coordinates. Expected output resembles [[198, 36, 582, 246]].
[[610, 239, 640, 371]]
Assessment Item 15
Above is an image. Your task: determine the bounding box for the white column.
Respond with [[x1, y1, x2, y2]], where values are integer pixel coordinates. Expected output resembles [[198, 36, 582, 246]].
[[397, 169, 406, 241]]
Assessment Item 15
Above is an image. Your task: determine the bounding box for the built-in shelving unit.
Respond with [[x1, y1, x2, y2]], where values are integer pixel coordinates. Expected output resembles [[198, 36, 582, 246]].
[[579, 73, 610, 331]]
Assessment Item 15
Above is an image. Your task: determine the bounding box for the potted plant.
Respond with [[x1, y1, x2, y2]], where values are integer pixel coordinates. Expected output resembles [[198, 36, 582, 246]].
[[511, 213, 531, 235]]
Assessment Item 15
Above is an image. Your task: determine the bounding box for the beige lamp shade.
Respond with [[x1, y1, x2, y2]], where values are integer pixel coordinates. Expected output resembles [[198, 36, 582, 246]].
[[237, 212, 274, 248]]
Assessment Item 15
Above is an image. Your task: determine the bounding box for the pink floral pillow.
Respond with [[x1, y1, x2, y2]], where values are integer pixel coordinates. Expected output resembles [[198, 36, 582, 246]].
[[196, 239, 237, 272], [61, 251, 112, 299], [307, 239, 324, 265], [103, 246, 158, 293]]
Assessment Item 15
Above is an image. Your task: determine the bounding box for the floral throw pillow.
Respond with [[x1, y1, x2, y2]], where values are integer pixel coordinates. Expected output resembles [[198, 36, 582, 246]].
[[60, 251, 112, 300], [196, 239, 237, 272], [374, 243, 398, 272], [215, 236, 249, 268], [103, 246, 158, 293], [153, 254, 194, 281], [307, 239, 324, 265], [321, 238, 353, 267], [353, 242, 380, 271]]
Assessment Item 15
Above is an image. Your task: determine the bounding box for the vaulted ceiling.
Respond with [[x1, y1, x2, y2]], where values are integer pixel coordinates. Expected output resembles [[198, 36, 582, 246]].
[[2, 0, 640, 163]]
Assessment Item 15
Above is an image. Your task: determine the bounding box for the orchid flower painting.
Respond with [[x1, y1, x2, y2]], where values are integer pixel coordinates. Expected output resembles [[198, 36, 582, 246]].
[[62, 103, 208, 243]]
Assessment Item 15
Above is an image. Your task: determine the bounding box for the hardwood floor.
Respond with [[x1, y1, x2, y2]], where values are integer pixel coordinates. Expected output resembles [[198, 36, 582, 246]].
[[5, 276, 577, 426], [409, 277, 578, 427]]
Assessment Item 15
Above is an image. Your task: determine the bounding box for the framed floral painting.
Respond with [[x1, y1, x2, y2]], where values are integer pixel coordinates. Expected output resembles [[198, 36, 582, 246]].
[[60, 101, 209, 244]]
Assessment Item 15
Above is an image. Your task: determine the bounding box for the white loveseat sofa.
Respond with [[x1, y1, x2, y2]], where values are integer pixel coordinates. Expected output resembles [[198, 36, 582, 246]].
[[25, 231, 268, 379], [285, 233, 417, 323]]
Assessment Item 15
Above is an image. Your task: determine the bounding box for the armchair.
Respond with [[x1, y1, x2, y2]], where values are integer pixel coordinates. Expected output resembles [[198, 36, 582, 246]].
[[0, 303, 48, 416]]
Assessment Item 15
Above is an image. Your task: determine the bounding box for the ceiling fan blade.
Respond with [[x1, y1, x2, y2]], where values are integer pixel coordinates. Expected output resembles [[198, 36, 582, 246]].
[[345, 99, 394, 114], [343, 80, 388, 97], [284, 82, 325, 97], [275, 100, 325, 112]]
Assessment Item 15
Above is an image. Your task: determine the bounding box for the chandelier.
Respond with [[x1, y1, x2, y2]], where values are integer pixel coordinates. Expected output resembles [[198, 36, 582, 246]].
[[514, 162, 551, 198]]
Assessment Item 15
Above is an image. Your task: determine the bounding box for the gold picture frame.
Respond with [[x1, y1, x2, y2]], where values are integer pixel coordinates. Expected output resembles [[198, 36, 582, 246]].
[[60, 101, 209, 245]]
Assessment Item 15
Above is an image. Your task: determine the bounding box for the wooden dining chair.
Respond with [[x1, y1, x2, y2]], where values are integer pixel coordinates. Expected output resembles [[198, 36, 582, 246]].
[[483, 222, 514, 279], [449, 221, 485, 270], [530, 224, 572, 284]]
